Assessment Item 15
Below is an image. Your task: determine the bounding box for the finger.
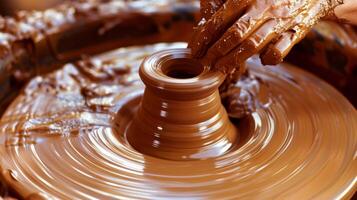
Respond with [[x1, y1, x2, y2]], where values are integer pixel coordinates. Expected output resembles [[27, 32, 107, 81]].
[[215, 19, 280, 73], [202, 0, 312, 65], [188, 0, 251, 58], [260, 31, 299, 65], [200, 0, 226, 20], [260, 1, 329, 65], [203, 10, 270, 64]]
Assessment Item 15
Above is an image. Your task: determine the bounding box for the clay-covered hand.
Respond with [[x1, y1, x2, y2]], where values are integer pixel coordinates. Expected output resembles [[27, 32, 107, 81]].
[[189, 0, 344, 72]]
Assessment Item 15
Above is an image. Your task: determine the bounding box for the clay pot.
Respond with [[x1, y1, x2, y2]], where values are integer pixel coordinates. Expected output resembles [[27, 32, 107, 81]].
[[127, 49, 238, 160]]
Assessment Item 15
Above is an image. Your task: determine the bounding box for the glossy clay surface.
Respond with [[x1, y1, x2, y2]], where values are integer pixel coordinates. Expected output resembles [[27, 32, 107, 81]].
[[0, 43, 356, 199], [127, 49, 237, 160]]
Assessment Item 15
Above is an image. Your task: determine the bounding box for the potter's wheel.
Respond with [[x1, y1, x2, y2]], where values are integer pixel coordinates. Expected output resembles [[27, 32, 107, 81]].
[[0, 43, 356, 199]]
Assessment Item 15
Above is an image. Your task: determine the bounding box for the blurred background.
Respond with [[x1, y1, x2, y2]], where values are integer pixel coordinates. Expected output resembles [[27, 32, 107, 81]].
[[0, 0, 62, 15]]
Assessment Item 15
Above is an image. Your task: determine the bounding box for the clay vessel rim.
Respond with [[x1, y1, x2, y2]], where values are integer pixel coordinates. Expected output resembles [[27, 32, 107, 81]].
[[139, 48, 225, 92]]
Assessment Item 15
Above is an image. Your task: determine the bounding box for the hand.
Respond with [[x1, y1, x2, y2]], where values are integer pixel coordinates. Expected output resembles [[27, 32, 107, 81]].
[[189, 0, 344, 73]]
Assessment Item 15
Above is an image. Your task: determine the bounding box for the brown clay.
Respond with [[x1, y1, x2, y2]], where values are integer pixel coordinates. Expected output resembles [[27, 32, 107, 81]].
[[188, 0, 343, 71], [0, 43, 355, 199], [126, 49, 237, 160]]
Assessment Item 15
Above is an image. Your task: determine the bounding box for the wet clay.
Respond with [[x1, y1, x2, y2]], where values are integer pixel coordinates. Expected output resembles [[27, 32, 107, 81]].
[[189, 0, 343, 73], [0, 43, 356, 199], [127, 49, 237, 160]]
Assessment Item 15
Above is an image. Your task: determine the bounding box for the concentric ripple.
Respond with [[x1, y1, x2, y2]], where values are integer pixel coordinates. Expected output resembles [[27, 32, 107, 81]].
[[0, 43, 356, 199]]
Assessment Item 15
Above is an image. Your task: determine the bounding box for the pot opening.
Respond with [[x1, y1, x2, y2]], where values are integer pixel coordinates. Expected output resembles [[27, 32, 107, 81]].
[[162, 58, 204, 79]]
